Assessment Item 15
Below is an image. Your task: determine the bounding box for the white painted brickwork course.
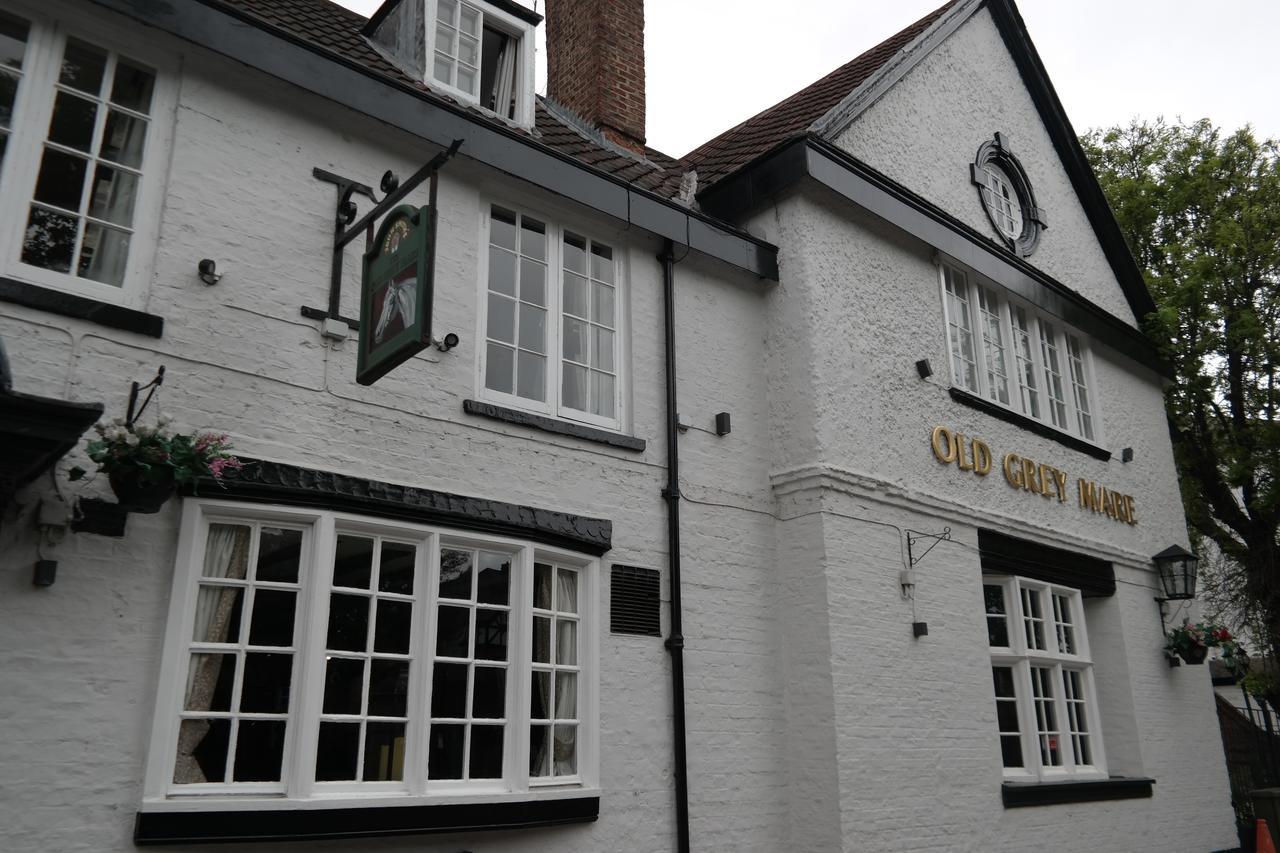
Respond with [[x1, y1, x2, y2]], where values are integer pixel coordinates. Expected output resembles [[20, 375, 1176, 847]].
[[0, 2, 1235, 851]]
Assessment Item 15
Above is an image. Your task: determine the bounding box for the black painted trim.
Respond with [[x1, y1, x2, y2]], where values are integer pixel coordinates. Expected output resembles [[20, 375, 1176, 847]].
[[986, 0, 1157, 322], [696, 137, 1170, 380], [135, 796, 598, 844], [188, 458, 612, 555], [1002, 777, 1154, 808], [949, 387, 1111, 461], [0, 277, 163, 337], [86, 0, 777, 281], [464, 399, 646, 452], [978, 529, 1116, 598]]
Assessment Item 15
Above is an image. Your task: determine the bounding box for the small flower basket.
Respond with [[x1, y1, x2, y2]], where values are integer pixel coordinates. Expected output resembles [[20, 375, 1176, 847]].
[[70, 416, 242, 513], [1165, 620, 1235, 666]]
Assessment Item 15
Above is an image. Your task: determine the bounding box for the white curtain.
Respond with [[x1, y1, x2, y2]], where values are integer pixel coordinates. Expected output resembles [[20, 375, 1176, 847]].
[[173, 524, 250, 784], [492, 36, 515, 119]]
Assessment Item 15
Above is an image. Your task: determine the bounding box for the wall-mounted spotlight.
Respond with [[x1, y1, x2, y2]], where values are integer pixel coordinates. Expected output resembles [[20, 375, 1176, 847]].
[[433, 333, 460, 352], [197, 259, 222, 286], [1122, 447, 1134, 463], [915, 358, 933, 379]]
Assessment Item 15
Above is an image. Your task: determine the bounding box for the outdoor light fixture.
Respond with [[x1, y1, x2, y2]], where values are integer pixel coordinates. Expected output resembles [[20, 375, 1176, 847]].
[[916, 358, 933, 379], [197, 259, 222, 286], [1153, 544, 1199, 601], [433, 333, 460, 352]]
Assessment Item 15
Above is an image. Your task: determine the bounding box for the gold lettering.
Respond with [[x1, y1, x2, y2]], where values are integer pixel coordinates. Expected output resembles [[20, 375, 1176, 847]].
[[1021, 457, 1039, 494], [972, 439, 992, 476], [1038, 463, 1055, 498], [931, 426, 957, 464], [1004, 453, 1024, 488], [1125, 495, 1138, 525], [1054, 469, 1068, 503], [955, 432, 974, 471]]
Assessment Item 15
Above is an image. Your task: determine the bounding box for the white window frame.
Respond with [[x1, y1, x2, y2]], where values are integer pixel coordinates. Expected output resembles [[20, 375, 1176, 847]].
[[142, 499, 600, 811], [475, 199, 627, 433], [423, 0, 535, 128], [984, 575, 1107, 783], [938, 261, 1102, 444], [0, 2, 175, 309]]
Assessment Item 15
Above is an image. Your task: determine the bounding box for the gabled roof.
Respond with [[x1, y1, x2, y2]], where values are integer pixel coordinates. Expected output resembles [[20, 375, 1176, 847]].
[[682, 1, 959, 188], [212, 0, 687, 198]]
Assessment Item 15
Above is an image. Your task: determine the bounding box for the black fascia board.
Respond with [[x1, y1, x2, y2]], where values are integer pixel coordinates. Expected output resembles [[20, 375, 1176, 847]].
[[85, 0, 777, 282], [364, 0, 543, 34], [985, 0, 1157, 322], [698, 135, 1170, 380]]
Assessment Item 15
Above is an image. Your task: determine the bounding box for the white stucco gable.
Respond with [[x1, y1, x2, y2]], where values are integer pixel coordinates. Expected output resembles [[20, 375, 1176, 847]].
[[827, 3, 1139, 326]]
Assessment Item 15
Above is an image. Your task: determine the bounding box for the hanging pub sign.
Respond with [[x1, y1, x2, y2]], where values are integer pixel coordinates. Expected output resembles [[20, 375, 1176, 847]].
[[356, 204, 435, 386]]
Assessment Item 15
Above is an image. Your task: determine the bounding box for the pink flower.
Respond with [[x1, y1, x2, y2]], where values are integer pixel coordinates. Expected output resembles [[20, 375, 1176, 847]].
[[209, 457, 243, 479]]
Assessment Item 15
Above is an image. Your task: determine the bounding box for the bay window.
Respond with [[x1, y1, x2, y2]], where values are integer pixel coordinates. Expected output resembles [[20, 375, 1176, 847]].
[[0, 9, 170, 304], [984, 575, 1106, 781], [480, 203, 623, 431], [940, 263, 1099, 442], [146, 501, 598, 807]]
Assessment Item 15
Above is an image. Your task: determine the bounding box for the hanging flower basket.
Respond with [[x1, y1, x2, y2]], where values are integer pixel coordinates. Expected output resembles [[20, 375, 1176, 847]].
[[108, 467, 176, 513], [1165, 620, 1235, 667]]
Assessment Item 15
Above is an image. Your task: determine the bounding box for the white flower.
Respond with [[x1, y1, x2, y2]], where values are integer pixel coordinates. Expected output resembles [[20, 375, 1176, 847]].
[[124, 432, 140, 447], [157, 413, 174, 427], [134, 424, 153, 437]]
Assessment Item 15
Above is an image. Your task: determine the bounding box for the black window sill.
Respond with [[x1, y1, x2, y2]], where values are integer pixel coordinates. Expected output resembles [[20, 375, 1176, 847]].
[[949, 387, 1110, 461], [0, 277, 163, 337], [1002, 776, 1154, 808], [464, 399, 646, 452], [135, 795, 599, 844]]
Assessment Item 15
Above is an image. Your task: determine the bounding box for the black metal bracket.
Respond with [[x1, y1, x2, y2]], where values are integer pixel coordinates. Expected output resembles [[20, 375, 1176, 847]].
[[126, 365, 165, 428], [906, 527, 951, 568], [303, 139, 463, 329]]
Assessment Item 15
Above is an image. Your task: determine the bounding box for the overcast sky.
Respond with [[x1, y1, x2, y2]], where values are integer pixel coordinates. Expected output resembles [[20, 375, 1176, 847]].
[[335, 0, 1280, 158]]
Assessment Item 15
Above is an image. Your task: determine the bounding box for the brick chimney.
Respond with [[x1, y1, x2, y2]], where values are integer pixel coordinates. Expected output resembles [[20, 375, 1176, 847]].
[[545, 0, 646, 155]]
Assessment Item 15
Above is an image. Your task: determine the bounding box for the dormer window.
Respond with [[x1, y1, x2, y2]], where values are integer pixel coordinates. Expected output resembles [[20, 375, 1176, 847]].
[[366, 0, 538, 128]]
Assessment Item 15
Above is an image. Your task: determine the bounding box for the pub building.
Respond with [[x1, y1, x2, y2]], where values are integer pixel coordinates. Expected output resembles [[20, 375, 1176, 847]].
[[0, 0, 1234, 850]]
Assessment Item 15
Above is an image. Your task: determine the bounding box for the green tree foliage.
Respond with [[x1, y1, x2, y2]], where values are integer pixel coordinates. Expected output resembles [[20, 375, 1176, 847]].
[[1081, 119, 1280, 656]]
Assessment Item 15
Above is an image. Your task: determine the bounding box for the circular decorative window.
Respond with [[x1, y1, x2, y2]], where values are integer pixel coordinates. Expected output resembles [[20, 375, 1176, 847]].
[[971, 133, 1044, 257]]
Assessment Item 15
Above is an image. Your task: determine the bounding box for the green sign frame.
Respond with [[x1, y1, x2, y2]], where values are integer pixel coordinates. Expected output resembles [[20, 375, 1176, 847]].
[[356, 204, 435, 386]]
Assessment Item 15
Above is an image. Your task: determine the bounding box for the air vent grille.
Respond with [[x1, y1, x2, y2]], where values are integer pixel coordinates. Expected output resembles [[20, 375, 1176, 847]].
[[610, 565, 661, 636]]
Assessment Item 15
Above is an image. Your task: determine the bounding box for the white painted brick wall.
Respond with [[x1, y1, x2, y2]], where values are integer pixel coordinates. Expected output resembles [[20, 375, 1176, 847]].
[[0, 2, 1237, 852]]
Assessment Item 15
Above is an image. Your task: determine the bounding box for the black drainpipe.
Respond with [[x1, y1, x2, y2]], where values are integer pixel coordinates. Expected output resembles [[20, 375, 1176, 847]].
[[658, 239, 691, 853]]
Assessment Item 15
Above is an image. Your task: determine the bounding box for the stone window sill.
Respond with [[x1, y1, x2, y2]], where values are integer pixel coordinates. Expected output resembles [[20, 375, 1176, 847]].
[[464, 399, 646, 452], [949, 387, 1110, 461], [1002, 776, 1154, 808]]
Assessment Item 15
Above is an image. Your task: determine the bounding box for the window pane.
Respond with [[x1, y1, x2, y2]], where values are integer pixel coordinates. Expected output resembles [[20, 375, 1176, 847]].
[[590, 242, 614, 284], [110, 59, 155, 113], [533, 615, 551, 663], [439, 549, 473, 600], [488, 247, 516, 298], [457, 32, 479, 66], [433, 52, 453, 86], [555, 671, 577, 718], [86, 164, 139, 226], [520, 258, 546, 306], [534, 562, 553, 609], [316, 722, 360, 781], [592, 283, 615, 326], [556, 619, 577, 665], [369, 659, 410, 717], [593, 327, 615, 372], [519, 216, 545, 261], [472, 666, 506, 718], [469, 725, 504, 778], [563, 316, 588, 364], [233, 720, 287, 782], [327, 594, 370, 652], [248, 589, 296, 647], [431, 662, 467, 717], [0, 12, 28, 70], [428, 724, 465, 779], [564, 232, 587, 274], [257, 528, 302, 583], [592, 371, 615, 418], [0, 73, 18, 128], [1039, 320, 1067, 428], [333, 535, 374, 589], [100, 109, 147, 168], [240, 652, 292, 713], [529, 724, 550, 776], [518, 303, 546, 353], [557, 568, 578, 613], [553, 724, 577, 775], [373, 599, 412, 654], [477, 552, 510, 605], [1009, 305, 1040, 418], [484, 343, 514, 395], [60, 39, 108, 94], [22, 207, 77, 273], [34, 148, 88, 210], [48, 91, 97, 152], [436, 606, 470, 658], [531, 670, 550, 719], [323, 657, 365, 714], [490, 206, 516, 250], [184, 653, 235, 712], [563, 362, 588, 411], [192, 585, 243, 643], [516, 350, 545, 401], [488, 292, 515, 344], [364, 722, 406, 781], [459, 3, 481, 35], [474, 609, 508, 660], [456, 65, 476, 96], [984, 584, 1008, 647], [77, 223, 130, 286], [977, 287, 1010, 405], [1022, 587, 1046, 650], [379, 542, 416, 595], [564, 271, 589, 318], [943, 268, 978, 392], [174, 719, 229, 783]]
